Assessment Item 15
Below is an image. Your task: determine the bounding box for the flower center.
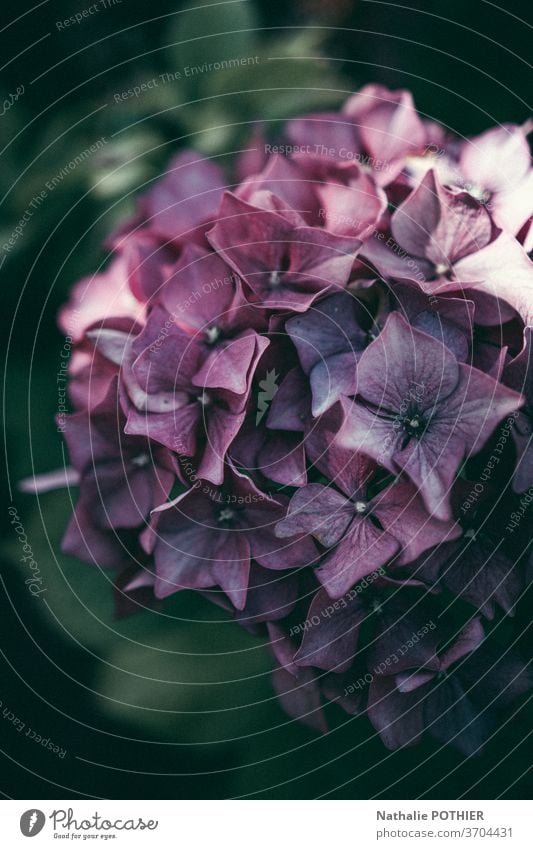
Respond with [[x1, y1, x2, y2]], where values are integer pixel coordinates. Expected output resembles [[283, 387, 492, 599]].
[[269, 254, 290, 289], [218, 508, 235, 524], [464, 182, 492, 205], [131, 452, 149, 467], [197, 391, 211, 406], [402, 413, 426, 439], [434, 262, 452, 278], [354, 500, 368, 515], [205, 325, 221, 345]]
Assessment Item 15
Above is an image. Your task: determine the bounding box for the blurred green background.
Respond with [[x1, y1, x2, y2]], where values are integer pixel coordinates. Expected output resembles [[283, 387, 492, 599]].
[[1, 0, 532, 799]]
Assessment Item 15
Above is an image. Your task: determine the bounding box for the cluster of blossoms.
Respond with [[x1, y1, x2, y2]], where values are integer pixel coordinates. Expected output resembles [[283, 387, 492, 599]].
[[41, 86, 533, 753]]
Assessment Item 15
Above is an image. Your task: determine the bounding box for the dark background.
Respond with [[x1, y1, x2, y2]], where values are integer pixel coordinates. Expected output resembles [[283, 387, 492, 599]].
[[1, 0, 532, 799]]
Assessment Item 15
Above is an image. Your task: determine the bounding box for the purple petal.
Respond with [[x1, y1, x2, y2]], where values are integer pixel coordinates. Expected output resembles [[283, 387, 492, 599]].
[[367, 675, 425, 749], [294, 588, 365, 672], [275, 483, 353, 547], [316, 518, 400, 599]]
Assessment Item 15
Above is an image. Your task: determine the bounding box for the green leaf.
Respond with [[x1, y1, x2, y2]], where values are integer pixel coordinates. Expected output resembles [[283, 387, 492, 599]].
[[167, 0, 259, 98]]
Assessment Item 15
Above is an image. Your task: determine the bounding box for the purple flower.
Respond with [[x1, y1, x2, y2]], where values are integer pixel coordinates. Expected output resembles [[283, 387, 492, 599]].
[[207, 192, 361, 312], [382, 169, 495, 283], [368, 620, 531, 754], [316, 172, 387, 239], [363, 169, 533, 326], [339, 313, 523, 519], [287, 84, 429, 186], [134, 150, 226, 245], [343, 85, 429, 178], [285, 291, 370, 416], [144, 467, 318, 609], [457, 123, 533, 236], [61, 378, 175, 567], [403, 529, 522, 620], [387, 281, 474, 362], [290, 586, 369, 674], [37, 84, 533, 755], [264, 366, 312, 432], [237, 154, 322, 226], [276, 447, 459, 598], [91, 304, 268, 485], [230, 418, 307, 487]]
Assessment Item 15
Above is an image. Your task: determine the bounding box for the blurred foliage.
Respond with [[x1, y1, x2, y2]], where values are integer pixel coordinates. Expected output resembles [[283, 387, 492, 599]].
[[1, 0, 532, 799]]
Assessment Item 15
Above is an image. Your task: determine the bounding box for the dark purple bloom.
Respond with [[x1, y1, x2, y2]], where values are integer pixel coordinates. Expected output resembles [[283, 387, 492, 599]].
[[144, 467, 318, 609], [236, 563, 300, 627], [61, 378, 175, 566], [363, 169, 533, 326], [91, 304, 268, 485], [207, 192, 361, 312], [135, 150, 226, 245], [388, 281, 474, 362], [265, 366, 312, 432], [403, 529, 522, 620], [276, 447, 459, 598], [339, 313, 523, 519], [271, 663, 327, 733], [230, 417, 307, 487], [368, 620, 531, 754], [292, 586, 366, 673], [39, 84, 533, 756], [285, 291, 370, 416]]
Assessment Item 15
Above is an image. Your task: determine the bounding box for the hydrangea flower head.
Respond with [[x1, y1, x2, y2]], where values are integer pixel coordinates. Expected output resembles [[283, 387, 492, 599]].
[[30, 85, 532, 756]]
